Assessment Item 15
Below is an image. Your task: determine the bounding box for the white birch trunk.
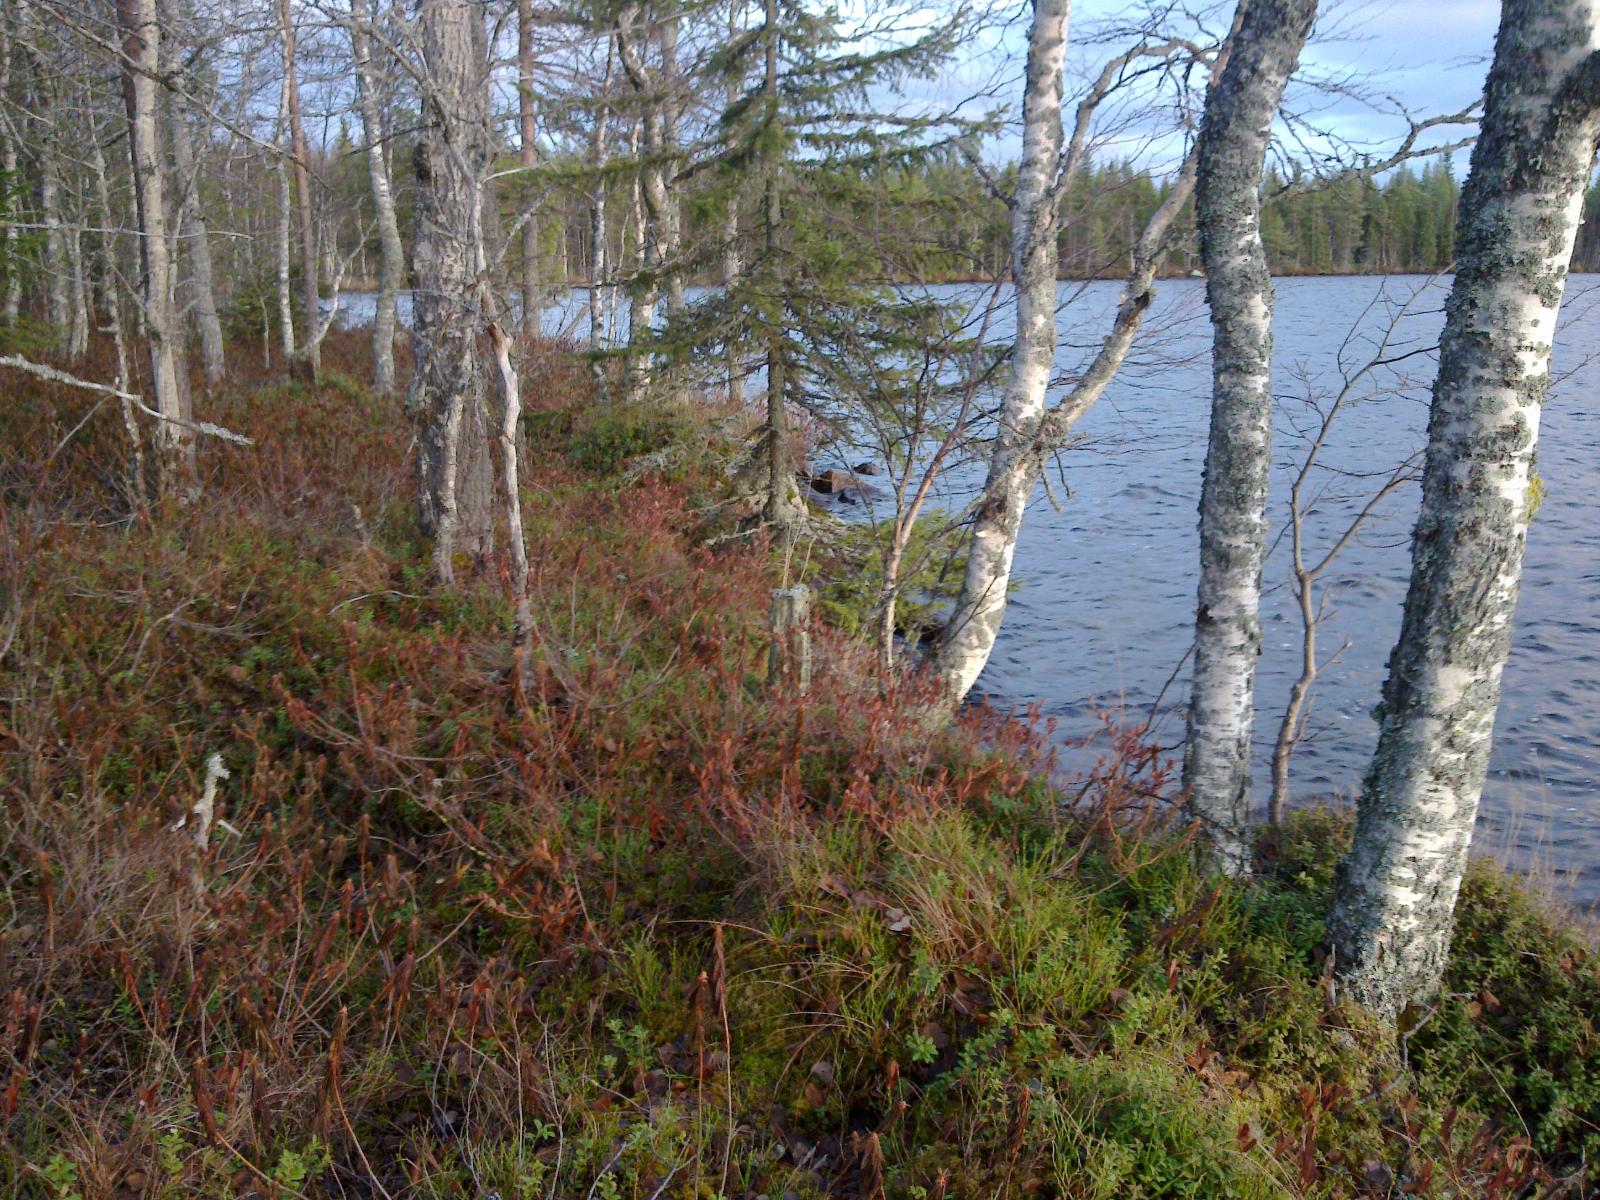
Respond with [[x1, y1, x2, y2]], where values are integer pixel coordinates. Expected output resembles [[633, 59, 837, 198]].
[[624, 114, 655, 378], [658, 12, 684, 318], [39, 148, 69, 336], [274, 105, 296, 362], [0, 12, 16, 326], [1183, 0, 1318, 874], [1328, 0, 1600, 1017], [117, 0, 191, 492], [66, 214, 88, 360], [588, 37, 614, 381], [411, 0, 495, 584], [488, 320, 535, 686], [618, 7, 684, 399], [279, 0, 320, 382], [167, 92, 226, 387], [929, 32, 1233, 714], [930, 0, 1071, 703], [517, 0, 541, 339], [349, 0, 403, 393], [89, 121, 144, 503]]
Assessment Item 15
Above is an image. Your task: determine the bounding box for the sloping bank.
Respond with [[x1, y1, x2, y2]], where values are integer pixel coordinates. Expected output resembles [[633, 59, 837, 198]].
[[2, 332, 1597, 1199]]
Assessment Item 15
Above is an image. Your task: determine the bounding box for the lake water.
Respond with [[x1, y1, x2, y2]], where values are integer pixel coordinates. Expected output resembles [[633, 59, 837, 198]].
[[332, 276, 1600, 904]]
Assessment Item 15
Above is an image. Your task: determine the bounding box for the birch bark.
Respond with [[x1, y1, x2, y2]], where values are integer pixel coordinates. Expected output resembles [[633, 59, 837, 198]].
[[618, 7, 678, 387], [658, 11, 684, 318], [1328, 0, 1600, 1017], [349, 0, 403, 394], [274, 100, 296, 361], [589, 37, 614, 387], [167, 90, 226, 387], [488, 320, 535, 687], [0, 12, 16, 325], [117, 0, 192, 491], [1183, 0, 1317, 873], [517, 0, 541, 338], [410, 0, 495, 584], [279, 0, 320, 382], [930, 0, 1071, 702], [66, 212, 87, 360], [931, 31, 1232, 712]]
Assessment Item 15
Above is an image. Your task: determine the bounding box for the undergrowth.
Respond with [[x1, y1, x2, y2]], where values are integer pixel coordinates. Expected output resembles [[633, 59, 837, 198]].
[[1, 331, 1597, 1198]]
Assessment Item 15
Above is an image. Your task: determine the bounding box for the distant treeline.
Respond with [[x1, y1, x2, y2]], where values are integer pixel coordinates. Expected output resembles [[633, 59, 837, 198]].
[[319, 137, 1600, 288], [576, 153, 1600, 283], [791, 154, 1600, 281]]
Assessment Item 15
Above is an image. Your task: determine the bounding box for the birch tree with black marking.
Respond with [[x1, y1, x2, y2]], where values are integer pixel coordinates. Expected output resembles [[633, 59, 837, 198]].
[[410, 0, 495, 583], [348, 0, 404, 394], [279, 0, 321, 382], [1183, 0, 1318, 873], [117, 0, 192, 492], [931, 25, 1231, 709], [163, 0, 225, 388], [929, 0, 1069, 703], [1328, 0, 1600, 1018], [517, 0, 541, 339]]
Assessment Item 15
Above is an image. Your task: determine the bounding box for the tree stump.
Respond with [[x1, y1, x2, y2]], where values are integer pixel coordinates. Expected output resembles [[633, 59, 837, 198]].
[[768, 585, 812, 695]]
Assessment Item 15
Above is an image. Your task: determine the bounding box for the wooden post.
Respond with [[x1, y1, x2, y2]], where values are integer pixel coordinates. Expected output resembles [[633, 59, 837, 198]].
[[768, 585, 811, 695]]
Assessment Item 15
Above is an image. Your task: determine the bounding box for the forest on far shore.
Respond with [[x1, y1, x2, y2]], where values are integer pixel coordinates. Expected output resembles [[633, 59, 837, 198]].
[[43, 116, 1584, 311], [293, 148, 1595, 289]]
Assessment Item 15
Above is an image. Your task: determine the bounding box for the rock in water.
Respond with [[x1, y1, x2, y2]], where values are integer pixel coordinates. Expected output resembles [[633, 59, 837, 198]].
[[810, 468, 857, 495]]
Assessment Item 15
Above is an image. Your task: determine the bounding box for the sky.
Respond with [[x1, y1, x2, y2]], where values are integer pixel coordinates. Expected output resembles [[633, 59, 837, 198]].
[[918, 0, 1503, 174], [1287, 0, 1498, 156]]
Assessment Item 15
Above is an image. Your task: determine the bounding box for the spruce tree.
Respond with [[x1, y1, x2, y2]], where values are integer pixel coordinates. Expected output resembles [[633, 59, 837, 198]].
[[646, 0, 983, 542]]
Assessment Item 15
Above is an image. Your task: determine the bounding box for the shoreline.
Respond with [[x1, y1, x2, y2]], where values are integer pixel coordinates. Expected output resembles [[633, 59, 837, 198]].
[[329, 267, 1584, 296]]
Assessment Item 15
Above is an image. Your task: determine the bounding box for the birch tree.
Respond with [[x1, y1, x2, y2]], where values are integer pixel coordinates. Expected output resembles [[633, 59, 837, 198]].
[[163, 0, 225, 387], [0, 11, 17, 326], [279, 0, 321, 382], [929, 0, 1069, 699], [517, 0, 541, 338], [618, 1, 680, 386], [274, 79, 297, 360], [1183, 0, 1318, 873], [117, 0, 192, 491], [410, 0, 495, 583], [348, 0, 404, 393], [1328, 0, 1600, 1018], [588, 33, 614, 382], [931, 30, 1227, 708]]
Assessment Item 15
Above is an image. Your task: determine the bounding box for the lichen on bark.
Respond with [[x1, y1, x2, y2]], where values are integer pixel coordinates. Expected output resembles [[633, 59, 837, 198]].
[[1328, 0, 1600, 1018], [1183, 0, 1317, 873]]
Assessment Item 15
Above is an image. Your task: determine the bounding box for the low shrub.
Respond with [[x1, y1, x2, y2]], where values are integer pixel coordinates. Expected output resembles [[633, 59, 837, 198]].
[[2, 330, 1596, 1198]]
